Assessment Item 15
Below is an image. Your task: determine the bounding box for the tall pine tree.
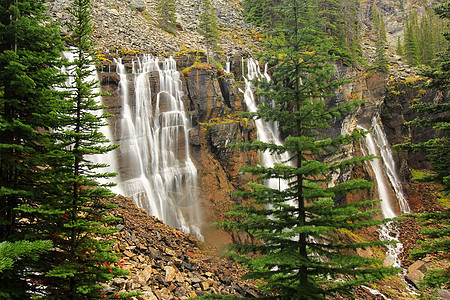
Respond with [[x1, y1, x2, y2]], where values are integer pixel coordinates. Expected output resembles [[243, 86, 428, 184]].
[[219, 0, 398, 298], [199, 0, 220, 49], [15, 0, 126, 297], [0, 0, 64, 297], [156, 0, 177, 34]]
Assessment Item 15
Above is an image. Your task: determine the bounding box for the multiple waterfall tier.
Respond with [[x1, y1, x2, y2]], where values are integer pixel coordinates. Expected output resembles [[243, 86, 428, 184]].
[[113, 55, 202, 239], [97, 55, 411, 249], [243, 58, 291, 191]]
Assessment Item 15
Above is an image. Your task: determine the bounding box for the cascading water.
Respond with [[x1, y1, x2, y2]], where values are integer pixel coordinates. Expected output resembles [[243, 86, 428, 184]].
[[358, 122, 404, 268], [372, 118, 411, 214], [225, 57, 231, 73], [243, 58, 291, 191], [114, 55, 203, 239]]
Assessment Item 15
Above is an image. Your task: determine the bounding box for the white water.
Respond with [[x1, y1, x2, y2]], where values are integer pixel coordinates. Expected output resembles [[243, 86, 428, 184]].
[[114, 55, 203, 239], [243, 58, 291, 191], [372, 118, 411, 213], [359, 125, 397, 219], [225, 57, 231, 73], [358, 123, 404, 268]]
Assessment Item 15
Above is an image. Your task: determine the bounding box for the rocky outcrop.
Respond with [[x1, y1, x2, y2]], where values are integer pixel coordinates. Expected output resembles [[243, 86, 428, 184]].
[[182, 63, 258, 243], [405, 260, 428, 288]]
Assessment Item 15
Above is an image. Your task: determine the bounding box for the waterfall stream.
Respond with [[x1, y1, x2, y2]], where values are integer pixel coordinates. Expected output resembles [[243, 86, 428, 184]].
[[358, 120, 406, 268], [243, 58, 291, 191], [372, 119, 411, 214], [113, 55, 203, 239]]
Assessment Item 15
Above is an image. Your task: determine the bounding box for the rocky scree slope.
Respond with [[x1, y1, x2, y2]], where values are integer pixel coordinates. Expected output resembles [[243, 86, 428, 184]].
[[45, 0, 258, 56], [101, 195, 261, 300]]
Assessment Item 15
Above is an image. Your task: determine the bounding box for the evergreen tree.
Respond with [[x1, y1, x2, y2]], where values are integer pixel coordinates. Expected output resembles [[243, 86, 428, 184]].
[[199, 0, 220, 48], [375, 38, 389, 72], [16, 0, 126, 297], [372, 3, 388, 72], [243, 0, 269, 27], [398, 2, 449, 292], [0, 240, 52, 298], [403, 13, 422, 66], [219, 0, 398, 298], [0, 0, 64, 297], [396, 36, 403, 56], [156, 0, 177, 34], [242, 0, 283, 28]]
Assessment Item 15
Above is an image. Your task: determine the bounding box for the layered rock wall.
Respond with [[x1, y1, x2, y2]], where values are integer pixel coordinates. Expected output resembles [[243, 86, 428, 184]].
[[97, 52, 427, 242]]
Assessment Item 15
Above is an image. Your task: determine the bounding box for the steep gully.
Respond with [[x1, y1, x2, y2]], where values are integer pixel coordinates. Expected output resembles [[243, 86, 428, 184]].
[[96, 55, 413, 287]]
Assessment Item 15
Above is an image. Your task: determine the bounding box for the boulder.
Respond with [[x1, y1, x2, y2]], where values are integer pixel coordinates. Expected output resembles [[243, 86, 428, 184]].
[[405, 260, 428, 287], [130, 0, 146, 12]]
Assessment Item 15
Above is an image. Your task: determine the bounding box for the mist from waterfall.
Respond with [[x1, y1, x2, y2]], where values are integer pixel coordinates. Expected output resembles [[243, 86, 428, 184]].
[[114, 55, 203, 240]]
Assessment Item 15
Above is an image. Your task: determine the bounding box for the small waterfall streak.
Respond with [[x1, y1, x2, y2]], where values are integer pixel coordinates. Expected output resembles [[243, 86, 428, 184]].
[[372, 118, 410, 213], [358, 125, 403, 268], [244, 58, 291, 191], [359, 126, 396, 218], [225, 57, 230, 73], [114, 55, 203, 239]]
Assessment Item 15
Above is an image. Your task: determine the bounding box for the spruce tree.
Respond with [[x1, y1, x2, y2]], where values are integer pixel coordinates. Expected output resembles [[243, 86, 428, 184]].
[[0, 240, 52, 298], [156, 0, 177, 34], [16, 0, 125, 297], [396, 36, 403, 56], [404, 15, 420, 66], [219, 0, 398, 298], [199, 0, 220, 48], [0, 0, 64, 297]]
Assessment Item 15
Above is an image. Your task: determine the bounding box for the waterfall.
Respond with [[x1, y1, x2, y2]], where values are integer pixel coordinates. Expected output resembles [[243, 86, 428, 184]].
[[372, 118, 411, 213], [114, 55, 203, 239], [225, 57, 231, 73], [243, 58, 291, 191], [358, 122, 404, 268], [359, 125, 397, 219]]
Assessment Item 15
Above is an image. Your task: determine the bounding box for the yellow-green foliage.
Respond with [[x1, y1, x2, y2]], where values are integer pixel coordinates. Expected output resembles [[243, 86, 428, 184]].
[[403, 76, 426, 86], [410, 169, 432, 180], [363, 70, 373, 79], [96, 52, 112, 63], [198, 113, 250, 131], [111, 47, 141, 57], [182, 61, 215, 76], [438, 194, 450, 207], [174, 47, 205, 58]]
